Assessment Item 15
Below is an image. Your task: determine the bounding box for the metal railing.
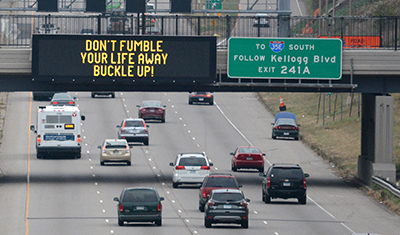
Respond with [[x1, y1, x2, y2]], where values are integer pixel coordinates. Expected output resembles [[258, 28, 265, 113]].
[[0, 14, 399, 49], [372, 176, 400, 198]]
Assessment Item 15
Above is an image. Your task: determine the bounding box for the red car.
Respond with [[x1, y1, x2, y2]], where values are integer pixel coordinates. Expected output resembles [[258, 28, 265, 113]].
[[231, 146, 265, 172], [137, 100, 166, 123]]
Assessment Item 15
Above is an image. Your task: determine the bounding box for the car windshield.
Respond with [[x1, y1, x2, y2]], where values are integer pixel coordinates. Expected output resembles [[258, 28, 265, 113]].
[[212, 192, 243, 201], [206, 177, 238, 187], [178, 157, 207, 166], [41, 24, 55, 29], [123, 189, 157, 202], [276, 118, 297, 126], [53, 93, 72, 99], [239, 147, 260, 153], [271, 168, 303, 178], [194, 92, 208, 95], [124, 120, 144, 127], [143, 102, 162, 108], [105, 141, 126, 148]]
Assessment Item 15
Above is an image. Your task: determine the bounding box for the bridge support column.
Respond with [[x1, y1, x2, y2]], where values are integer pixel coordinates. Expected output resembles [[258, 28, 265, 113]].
[[277, 0, 291, 37], [358, 94, 396, 185]]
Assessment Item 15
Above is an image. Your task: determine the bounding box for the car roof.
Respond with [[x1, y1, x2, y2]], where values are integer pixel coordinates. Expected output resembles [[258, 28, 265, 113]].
[[123, 118, 145, 121], [124, 187, 157, 191], [207, 173, 235, 178], [271, 163, 301, 168], [104, 139, 127, 143], [274, 111, 297, 122], [178, 152, 206, 158]]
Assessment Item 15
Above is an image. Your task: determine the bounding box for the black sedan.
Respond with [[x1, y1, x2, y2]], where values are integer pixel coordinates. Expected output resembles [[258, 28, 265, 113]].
[[204, 188, 250, 228], [50, 93, 75, 106], [188, 92, 214, 105]]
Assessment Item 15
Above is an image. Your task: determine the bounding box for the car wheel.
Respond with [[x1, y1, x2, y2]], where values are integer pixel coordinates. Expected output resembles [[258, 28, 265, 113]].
[[264, 193, 271, 203], [111, 93, 115, 98], [161, 118, 165, 123], [76, 153, 81, 159], [232, 164, 237, 172], [209, 101, 214, 105], [189, 100, 193, 105], [272, 135, 276, 139], [259, 166, 264, 173], [100, 161, 105, 166], [173, 182, 179, 188], [127, 161, 131, 166], [118, 218, 124, 226], [144, 139, 149, 146], [241, 219, 249, 228], [37, 153, 43, 159], [295, 137, 299, 141], [199, 202, 205, 212], [91, 94, 95, 98], [155, 218, 162, 226], [299, 195, 307, 204], [205, 218, 212, 228], [262, 191, 265, 202]]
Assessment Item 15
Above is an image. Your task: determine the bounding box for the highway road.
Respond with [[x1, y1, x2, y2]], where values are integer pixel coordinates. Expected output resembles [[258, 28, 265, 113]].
[[1, 91, 400, 235]]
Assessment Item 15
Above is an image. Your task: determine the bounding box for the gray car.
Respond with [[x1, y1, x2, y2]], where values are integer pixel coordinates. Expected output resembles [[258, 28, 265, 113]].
[[117, 118, 149, 145], [50, 93, 75, 106]]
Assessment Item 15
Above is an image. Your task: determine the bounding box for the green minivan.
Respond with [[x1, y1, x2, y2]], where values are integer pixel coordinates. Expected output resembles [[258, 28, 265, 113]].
[[114, 187, 164, 226]]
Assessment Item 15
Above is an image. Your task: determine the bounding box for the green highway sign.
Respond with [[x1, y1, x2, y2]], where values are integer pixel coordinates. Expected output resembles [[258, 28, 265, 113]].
[[206, 0, 222, 9], [228, 37, 342, 80]]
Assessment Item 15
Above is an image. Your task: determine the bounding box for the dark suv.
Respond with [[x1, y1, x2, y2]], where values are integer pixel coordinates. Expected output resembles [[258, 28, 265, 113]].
[[204, 189, 250, 228], [259, 163, 309, 204], [198, 173, 241, 212]]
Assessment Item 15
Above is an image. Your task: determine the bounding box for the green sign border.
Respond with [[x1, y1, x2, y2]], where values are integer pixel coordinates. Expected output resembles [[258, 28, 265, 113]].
[[228, 37, 342, 80]]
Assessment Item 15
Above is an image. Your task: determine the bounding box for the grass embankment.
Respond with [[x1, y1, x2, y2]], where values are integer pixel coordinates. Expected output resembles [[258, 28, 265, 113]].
[[258, 92, 400, 214]]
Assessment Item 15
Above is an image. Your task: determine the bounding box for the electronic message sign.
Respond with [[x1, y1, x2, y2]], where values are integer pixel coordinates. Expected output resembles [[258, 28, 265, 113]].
[[228, 37, 342, 80], [32, 35, 216, 84]]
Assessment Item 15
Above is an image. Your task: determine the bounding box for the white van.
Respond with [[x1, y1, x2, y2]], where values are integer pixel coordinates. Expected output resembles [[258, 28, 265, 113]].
[[30, 106, 85, 159]]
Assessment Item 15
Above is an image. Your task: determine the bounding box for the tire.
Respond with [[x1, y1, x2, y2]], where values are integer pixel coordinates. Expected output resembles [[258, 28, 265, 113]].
[[205, 218, 212, 228], [118, 218, 124, 226], [189, 100, 193, 105], [111, 93, 115, 98], [232, 164, 237, 172], [272, 135, 276, 139], [299, 195, 307, 204], [37, 152, 43, 159], [155, 218, 162, 226], [199, 202, 205, 212], [173, 182, 178, 188], [161, 118, 165, 123], [259, 166, 264, 173], [100, 161, 105, 166], [295, 137, 299, 141], [91, 93, 95, 98], [144, 139, 149, 146], [209, 101, 214, 105], [127, 161, 131, 166], [262, 191, 265, 202], [264, 191, 271, 203], [241, 219, 249, 228], [76, 153, 81, 159]]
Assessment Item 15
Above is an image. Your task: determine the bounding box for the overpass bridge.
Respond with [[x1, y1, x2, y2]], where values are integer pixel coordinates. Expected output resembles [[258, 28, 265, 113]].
[[0, 14, 400, 185]]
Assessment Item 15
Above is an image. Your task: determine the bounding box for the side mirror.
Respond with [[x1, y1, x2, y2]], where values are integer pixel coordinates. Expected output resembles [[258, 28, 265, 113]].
[[271, 123, 274, 125], [262, 153, 266, 156], [259, 172, 266, 177], [113, 197, 119, 202], [163, 105, 166, 108], [30, 125, 35, 131], [304, 173, 310, 178], [238, 184, 242, 188], [97, 146, 101, 149], [298, 124, 301, 127], [245, 198, 250, 203], [136, 105, 140, 108], [159, 197, 164, 201], [81, 115, 85, 121], [169, 162, 174, 166], [230, 152, 234, 155], [209, 162, 214, 166], [116, 125, 121, 128], [146, 125, 150, 128]]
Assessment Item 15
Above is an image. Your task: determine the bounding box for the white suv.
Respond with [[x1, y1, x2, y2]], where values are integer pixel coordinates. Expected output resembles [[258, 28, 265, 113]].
[[169, 152, 213, 188]]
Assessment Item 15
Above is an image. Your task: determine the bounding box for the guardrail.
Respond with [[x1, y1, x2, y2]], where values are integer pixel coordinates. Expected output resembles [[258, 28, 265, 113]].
[[0, 14, 399, 49], [372, 176, 400, 198]]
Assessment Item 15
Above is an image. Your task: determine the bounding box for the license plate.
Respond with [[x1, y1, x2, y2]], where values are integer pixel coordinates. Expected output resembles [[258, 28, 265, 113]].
[[150, 109, 155, 112], [136, 206, 145, 210], [246, 157, 253, 160], [284, 132, 289, 135], [113, 150, 119, 154], [199, 98, 204, 101], [283, 182, 291, 186], [189, 170, 196, 173], [223, 205, 232, 209]]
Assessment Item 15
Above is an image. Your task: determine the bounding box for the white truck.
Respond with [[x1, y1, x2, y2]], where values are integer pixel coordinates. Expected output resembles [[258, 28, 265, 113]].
[[30, 106, 85, 159]]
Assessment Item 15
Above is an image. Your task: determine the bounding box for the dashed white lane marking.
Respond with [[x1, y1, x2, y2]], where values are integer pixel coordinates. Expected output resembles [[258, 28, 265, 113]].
[[263, 221, 268, 225]]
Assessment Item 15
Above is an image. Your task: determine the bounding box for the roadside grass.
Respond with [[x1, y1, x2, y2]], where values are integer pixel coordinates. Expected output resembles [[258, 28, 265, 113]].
[[258, 92, 400, 214]]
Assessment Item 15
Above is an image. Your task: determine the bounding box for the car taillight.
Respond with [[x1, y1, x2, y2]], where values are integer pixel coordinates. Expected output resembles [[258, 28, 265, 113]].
[[240, 201, 248, 208], [267, 177, 271, 188], [275, 126, 279, 130], [52, 101, 58, 104], [207, 200, 215, 207], [206, 94, 212, 97], [201, 166, 210, 170], [303, 178, 307, 189], [175, 165, 185, 170], [140, 109, 145, 112], [68, 101, 74, 105], [121, 129, 125, 133], [119, 204, 124, 212], [157, 203, 162, 211], [102, 146, 106, 153], [202, 190, 207, 198], [126, 146, 130, 153], [295, 127, 299, 130], [37, 135, 41, 142]]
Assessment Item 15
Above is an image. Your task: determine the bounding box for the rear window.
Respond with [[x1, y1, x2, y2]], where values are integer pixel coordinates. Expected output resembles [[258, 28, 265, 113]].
[[205, 177, 238, 187], [212, 192, 243, 201], [239, 148, 260, 153], [271, 168, 303, 178], [143, 102, 162, 108], [123, 189, 157, 202], [276, 118, 297, 125], [178, 157, 207, 166], [124, 120, 144, 127], [105, 141, 127, 148]]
